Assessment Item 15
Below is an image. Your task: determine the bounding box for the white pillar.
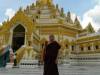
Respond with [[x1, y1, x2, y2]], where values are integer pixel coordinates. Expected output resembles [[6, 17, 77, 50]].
[[84, 45, 87, 52], [91, 43, 94, 51], [69, 45, 72, 52], [99, 45, 100, 49], [76, 45, 80, 53]]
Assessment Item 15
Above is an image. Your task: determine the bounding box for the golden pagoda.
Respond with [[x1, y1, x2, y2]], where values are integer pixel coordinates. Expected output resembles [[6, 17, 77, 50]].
[[0, 0, 100, 66]]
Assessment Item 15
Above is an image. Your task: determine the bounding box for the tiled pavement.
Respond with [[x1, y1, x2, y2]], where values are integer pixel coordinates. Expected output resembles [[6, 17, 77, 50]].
[[0, 64, 100, 75]]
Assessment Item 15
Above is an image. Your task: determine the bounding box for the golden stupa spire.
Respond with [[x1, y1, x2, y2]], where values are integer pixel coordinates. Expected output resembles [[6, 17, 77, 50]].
[[38, 0, 52, 5]]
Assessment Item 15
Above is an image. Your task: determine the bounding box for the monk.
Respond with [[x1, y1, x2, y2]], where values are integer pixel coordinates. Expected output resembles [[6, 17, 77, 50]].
[[43, 35, 61, 75]]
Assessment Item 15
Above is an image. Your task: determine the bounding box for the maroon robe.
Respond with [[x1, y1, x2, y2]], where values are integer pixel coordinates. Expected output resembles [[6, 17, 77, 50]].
[[43, 41, 61, 75]]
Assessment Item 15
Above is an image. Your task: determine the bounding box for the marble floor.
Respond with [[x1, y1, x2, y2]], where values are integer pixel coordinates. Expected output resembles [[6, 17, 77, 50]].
[[0, 64, 100, 75]]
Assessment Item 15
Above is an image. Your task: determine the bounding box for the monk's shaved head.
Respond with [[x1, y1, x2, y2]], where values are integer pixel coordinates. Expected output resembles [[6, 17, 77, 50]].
[[49, 34, 55, 42]]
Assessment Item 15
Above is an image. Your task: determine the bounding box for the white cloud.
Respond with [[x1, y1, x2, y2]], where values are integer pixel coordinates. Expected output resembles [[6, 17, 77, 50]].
[[0, 22, 2, 25], [70, 6, 100, 31], [94, 0, 100, 4], [71, 13, 76, 22], [5, 8, 15, 19], [70, 0, 100, 31], [82, 5, 100, 31], [71, 12, 82, 24]]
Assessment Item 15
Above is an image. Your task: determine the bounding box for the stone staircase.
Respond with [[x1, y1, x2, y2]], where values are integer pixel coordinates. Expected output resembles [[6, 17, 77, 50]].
[[0, 66, 43, 75], [19, 59, 39, 68], [1, 65, 100, 75]]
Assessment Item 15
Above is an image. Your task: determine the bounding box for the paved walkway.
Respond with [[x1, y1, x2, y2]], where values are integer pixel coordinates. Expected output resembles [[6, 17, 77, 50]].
[[0, 65, 100, 75]]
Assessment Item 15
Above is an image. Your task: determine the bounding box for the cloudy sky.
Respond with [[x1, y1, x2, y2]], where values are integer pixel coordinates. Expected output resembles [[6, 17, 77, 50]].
[[0, 0, 100, 31]]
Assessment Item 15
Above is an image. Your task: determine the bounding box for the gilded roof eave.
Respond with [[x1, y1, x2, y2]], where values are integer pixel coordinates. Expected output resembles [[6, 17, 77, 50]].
[[0, 10, 36, 34]]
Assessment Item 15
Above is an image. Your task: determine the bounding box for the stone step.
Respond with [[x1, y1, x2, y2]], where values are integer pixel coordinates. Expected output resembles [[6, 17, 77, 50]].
[[1, 65, 100, 75], [0, 67, 43, 74]]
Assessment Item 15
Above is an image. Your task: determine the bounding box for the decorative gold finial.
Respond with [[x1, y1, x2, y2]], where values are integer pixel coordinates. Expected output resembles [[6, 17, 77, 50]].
[[38, 0, 52, 5]]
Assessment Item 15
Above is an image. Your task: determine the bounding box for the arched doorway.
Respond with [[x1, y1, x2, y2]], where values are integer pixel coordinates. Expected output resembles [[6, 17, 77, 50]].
[[12, 24, 25, 52]]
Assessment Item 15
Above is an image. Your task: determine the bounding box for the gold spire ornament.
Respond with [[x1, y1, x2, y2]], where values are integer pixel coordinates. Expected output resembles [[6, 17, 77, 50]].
[[38, 0, 52, 5]]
